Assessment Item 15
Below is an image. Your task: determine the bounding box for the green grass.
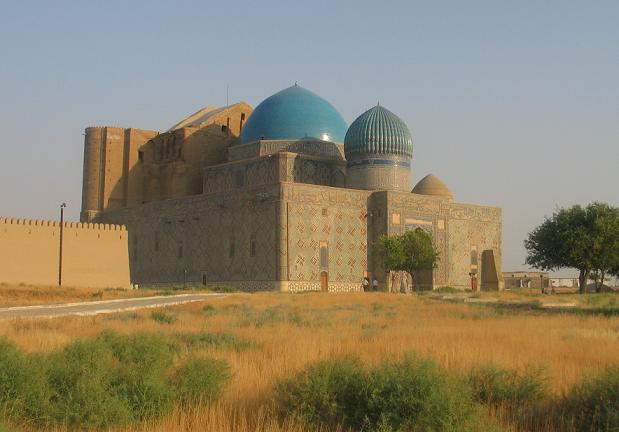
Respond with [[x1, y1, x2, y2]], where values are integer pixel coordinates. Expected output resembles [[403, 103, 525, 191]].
[[208, 284, 238, 293], [176, 331, 256, 352], [560, 367, 619, 431], [203, 303, 254, 317], [435, 286, 461, 294], [237, 305, 312, 327], [108, 311, 143, 321], [150, 310, 177, 324], [468, 363, 548, 417], [0, 421, 16, 432]]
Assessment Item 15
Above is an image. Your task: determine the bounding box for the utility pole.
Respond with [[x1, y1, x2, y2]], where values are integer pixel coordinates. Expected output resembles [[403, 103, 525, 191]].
[[58, 203, 66, 286]]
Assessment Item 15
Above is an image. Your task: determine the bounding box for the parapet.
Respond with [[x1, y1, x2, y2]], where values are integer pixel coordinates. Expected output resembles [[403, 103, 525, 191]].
[[0, 217, 127, 231]]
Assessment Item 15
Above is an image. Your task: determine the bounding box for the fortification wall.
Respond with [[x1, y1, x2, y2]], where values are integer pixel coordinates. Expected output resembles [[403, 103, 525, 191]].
[[0, 218, 130, 288]]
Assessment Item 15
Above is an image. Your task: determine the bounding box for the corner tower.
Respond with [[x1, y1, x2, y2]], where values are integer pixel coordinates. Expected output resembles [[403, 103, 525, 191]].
[[344, 105, 413, 191]]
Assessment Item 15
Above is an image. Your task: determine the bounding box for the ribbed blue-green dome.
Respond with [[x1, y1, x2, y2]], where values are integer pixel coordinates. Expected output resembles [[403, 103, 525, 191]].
[[344, 105, 413, 158], [240, 85, 347, 144]]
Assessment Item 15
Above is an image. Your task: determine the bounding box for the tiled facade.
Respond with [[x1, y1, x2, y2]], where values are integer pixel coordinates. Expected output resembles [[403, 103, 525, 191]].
[[100, 174, 502, 291]]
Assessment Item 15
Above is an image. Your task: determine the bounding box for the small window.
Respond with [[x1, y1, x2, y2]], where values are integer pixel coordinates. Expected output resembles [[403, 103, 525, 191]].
[[250, 234, 256, 257], [138, 151, 144, 163], [154, 232, 159, 252], [229, 236, 235, 258], [322, 208, 328, 216], [178, 241, 183, 259], [221, 125, 228, 132]]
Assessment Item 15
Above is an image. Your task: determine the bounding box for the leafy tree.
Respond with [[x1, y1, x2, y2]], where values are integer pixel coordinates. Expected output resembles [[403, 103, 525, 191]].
[[375, 228, 439, 291], [589, 204, 619, 292], [525, 202, 619, 294]]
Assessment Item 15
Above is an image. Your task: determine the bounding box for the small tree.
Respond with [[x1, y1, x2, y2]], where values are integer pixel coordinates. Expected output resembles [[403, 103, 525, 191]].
[[525, 202, 619, 294], [375, 228, 439, 291]]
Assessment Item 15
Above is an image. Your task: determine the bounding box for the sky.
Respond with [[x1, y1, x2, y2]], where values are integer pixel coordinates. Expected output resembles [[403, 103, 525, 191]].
[[0, 1, 617, 277]]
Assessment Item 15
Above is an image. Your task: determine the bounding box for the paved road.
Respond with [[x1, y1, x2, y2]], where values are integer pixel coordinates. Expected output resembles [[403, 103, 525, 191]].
[[0, 293, 227, 320]]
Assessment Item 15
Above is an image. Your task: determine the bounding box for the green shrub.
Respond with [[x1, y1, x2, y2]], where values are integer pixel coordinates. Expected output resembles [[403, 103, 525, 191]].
[[150, 310, 177, 324], [561, 367, 619, 431], [277, 358, 366, 429], [362, 356, 479, 431], [46, 337, 135, 427], [0, 339, 50, 422], [46, 332, 179, 427], [0, 331, 230, 430], [203, 304, 217, 315], [173, 357, 231, 405], [469, 364, 548, 409], [277, 355, 481, 431], [176, 331, 255, 351]]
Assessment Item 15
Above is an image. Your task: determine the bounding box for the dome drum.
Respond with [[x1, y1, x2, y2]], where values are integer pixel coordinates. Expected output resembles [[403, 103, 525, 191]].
[[346, 155, 411, 169], [346, 160, 411, 192], [346, 155, 411, 192]]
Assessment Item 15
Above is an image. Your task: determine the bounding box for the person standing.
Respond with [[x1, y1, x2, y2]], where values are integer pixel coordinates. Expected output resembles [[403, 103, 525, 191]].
[[362, 277, 370, 292], [372, 277, 379, 291]]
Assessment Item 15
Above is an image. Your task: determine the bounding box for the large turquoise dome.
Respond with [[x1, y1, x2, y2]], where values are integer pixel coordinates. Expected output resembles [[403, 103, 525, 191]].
[[344, 105, 413, 159], [240, 85, 347, 144]]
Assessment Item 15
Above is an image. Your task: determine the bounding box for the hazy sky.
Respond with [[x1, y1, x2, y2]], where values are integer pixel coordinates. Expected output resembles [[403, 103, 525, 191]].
[[0, 1, 617, 276]]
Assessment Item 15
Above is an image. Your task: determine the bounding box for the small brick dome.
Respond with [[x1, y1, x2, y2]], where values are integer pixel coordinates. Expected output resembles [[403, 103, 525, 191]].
[[412, 174, 453, 199]]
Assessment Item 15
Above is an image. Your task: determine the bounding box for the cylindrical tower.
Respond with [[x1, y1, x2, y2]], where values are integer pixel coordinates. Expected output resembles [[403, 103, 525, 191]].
[[81, 127, 104, 222], [344, 105, 413, 191]]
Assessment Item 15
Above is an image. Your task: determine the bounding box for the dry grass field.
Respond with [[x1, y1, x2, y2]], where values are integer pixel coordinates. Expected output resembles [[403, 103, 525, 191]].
[[0, 283, 196, 307], [1, 290, 619, 431]]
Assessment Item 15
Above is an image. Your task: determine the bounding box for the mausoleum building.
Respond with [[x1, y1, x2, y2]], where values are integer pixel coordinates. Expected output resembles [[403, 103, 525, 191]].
[[83, 84, 503, 291]]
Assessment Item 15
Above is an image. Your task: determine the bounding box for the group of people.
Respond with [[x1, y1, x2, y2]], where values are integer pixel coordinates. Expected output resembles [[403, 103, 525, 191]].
[[362, 271, 414, 293], [362, 277, 379, 292]]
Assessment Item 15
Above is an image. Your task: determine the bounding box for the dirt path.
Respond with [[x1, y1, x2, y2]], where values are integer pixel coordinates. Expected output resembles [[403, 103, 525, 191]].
[[0, 293, 229, 320]]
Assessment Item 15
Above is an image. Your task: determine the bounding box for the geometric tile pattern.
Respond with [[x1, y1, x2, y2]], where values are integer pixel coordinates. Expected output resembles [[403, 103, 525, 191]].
[[287, 202, 368, 284]]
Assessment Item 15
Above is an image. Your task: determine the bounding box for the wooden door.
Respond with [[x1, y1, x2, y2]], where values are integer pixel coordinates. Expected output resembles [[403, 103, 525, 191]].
[[320, 271, 328, 292]]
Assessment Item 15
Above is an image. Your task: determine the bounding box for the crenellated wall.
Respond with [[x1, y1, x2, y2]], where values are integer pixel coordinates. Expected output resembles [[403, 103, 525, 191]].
[[0, 218, 130, 288]]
